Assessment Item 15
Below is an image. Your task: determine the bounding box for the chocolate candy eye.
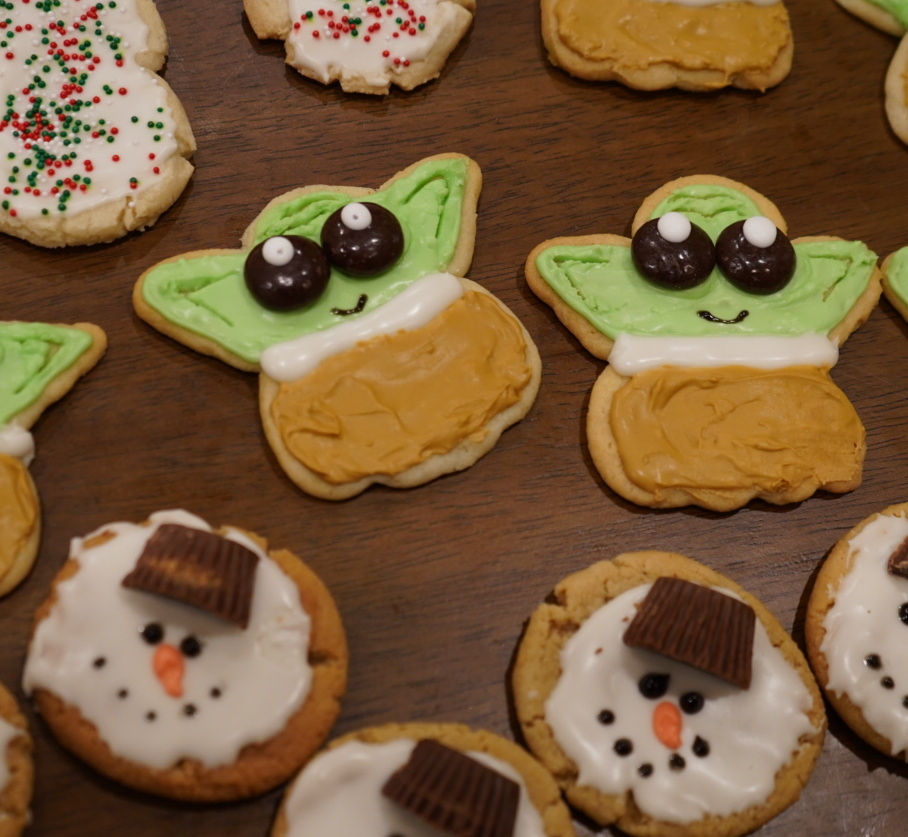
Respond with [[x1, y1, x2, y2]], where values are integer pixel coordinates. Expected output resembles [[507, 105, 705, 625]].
[[715, 216, 796, 295], [680, 692, 704, 714], [140, 623, 164, 645], [320, 202, 404, 277], [638, 672, 670, 699], [631, 212, 716, 290], [244, 234, 330, 311]]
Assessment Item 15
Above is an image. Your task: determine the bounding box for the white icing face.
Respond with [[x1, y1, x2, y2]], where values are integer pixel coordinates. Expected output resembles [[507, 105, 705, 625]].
[[286, 0, 463, 88], [22, 510, 313, 770], [281, 738, 548, 837], [0, 0, 182, 221], [545, 584, 817, 825], [821, 513, 908, 757]]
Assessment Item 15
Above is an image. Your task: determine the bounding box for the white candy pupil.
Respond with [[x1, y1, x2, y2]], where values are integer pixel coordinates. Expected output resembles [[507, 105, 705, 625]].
[[341, 203, 372, 231], [742, 216, 777, 248], [262, 236, 295, 267], [657, 211, 692, 244]]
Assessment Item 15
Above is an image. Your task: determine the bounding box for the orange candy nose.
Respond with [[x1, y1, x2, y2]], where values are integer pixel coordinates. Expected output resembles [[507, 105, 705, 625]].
[[152, 643, 184, 698], [652, 700, 682, 750]]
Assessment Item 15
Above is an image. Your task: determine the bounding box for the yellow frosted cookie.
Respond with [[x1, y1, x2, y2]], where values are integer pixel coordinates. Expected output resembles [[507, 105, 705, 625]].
[[541, 0, 793, 91]]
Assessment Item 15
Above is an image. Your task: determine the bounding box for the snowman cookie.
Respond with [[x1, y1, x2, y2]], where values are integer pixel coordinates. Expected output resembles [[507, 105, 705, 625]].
[[244, 0, 475, 94], [22, 509, 348, 801], [134, 154, 541, 500], [0, 0, 196, 247], [526, 174, 881, 512], [805, 502, 908, 759], [0, 680, 34, 837], [0, 321, 106, 596], [272, 722, 576, 837], [540, 0, 793, 91], [512, 552, 826, 837]]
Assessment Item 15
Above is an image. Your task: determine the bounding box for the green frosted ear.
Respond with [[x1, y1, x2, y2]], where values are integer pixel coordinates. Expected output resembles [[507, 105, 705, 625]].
[[0, 323, 95, 425], [535, 240, 879, 339], [138, 156, 474, 368]]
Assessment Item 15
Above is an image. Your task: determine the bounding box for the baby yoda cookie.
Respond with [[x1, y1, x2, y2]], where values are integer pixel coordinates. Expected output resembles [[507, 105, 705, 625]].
[[244, 0, 475, 94], [512, 551, 826, 837], [882, 245, 908, 318], [0, 321, 106, 596], [526, 175, 881, 512], [836, 0, 907, 35], [0, 680, 33, 837], [806, 502, 908, 760], [23, 509, 348, 801], [134, 154, 541, 500], [0, 0, 196, 247], [272, 722, 576, 837], [540, 0, 793, 91]]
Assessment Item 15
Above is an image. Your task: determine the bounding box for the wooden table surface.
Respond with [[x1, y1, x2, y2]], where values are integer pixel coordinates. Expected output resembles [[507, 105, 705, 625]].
[[5, 0, 908, 834]]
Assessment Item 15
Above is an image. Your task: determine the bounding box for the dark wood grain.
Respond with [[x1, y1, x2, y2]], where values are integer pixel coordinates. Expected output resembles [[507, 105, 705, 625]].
[[4, 0, 908, 834]]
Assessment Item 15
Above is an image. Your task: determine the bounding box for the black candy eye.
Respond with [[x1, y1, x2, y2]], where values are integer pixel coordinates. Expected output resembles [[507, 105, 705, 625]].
[[631, 212, 716, 290], [320, 202, 404, 277], [899, 603, 908, 625], [680, 692, 704, 714], [180, 636, 203, 658], [715, 217, 796, 295], [244, 234, 331, 311], [140, 623, 164, 645], [638, 673, 670, 699]]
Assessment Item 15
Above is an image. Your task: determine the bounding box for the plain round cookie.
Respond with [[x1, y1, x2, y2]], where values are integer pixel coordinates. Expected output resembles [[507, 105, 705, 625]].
[[512, 551, 826, 837], [25, 517, 347, 802], [271, 722, 576, 837], [0, 681, 33, 837], [886, 35, 908, 144], [805, 502, 908, 758]]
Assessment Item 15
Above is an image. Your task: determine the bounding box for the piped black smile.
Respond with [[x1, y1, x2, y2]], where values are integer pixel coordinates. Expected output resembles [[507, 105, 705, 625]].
[[697, 309, 749, 324], [331, 294, 368, 316]]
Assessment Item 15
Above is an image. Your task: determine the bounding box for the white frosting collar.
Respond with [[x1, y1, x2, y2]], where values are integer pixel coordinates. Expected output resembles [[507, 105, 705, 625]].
[[0, 425, 34, 466], [609, 333, 839, 375], [261, 271, 463, 381]]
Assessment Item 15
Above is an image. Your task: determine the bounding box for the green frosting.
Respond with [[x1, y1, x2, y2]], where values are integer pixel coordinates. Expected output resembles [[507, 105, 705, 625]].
[[866, 0, 908, 28], [0, 323, 93, 425], [885, 246, 908, 304], [140, 157, 472, 366], [534, 184, 878, 339]]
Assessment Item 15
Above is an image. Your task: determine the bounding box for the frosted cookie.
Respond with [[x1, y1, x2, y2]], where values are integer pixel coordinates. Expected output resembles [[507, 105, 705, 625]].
[[134, 154, 541, 500], [512, 551, 826, 837], [244, 0, 475, 94], [881, 245, 908, 319], [805, 503, 908, 759], [0, 0, 195, 247], [271, 722, 576, 837], [0, 680, 33, 837], [0, 321, 106, 596], [540, 0, 793, 92], [23, 509, 347, 801], [525, 175, 881, 512]]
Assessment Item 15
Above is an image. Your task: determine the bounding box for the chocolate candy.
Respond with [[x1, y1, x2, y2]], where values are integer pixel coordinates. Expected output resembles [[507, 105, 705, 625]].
[[623, 577, 756, 690], [887, 536, 908, 579], [122, 524, 259, 628], [320, 202, 404, 277], [244, 235, 331, 311], [715, 217, 796, 294], [382, 738, 519, 837], [631, 212, 716, 290]]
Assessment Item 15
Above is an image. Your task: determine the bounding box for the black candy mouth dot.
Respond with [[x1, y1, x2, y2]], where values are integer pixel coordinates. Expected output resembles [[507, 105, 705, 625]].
[[697, 309, 749, 324]]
